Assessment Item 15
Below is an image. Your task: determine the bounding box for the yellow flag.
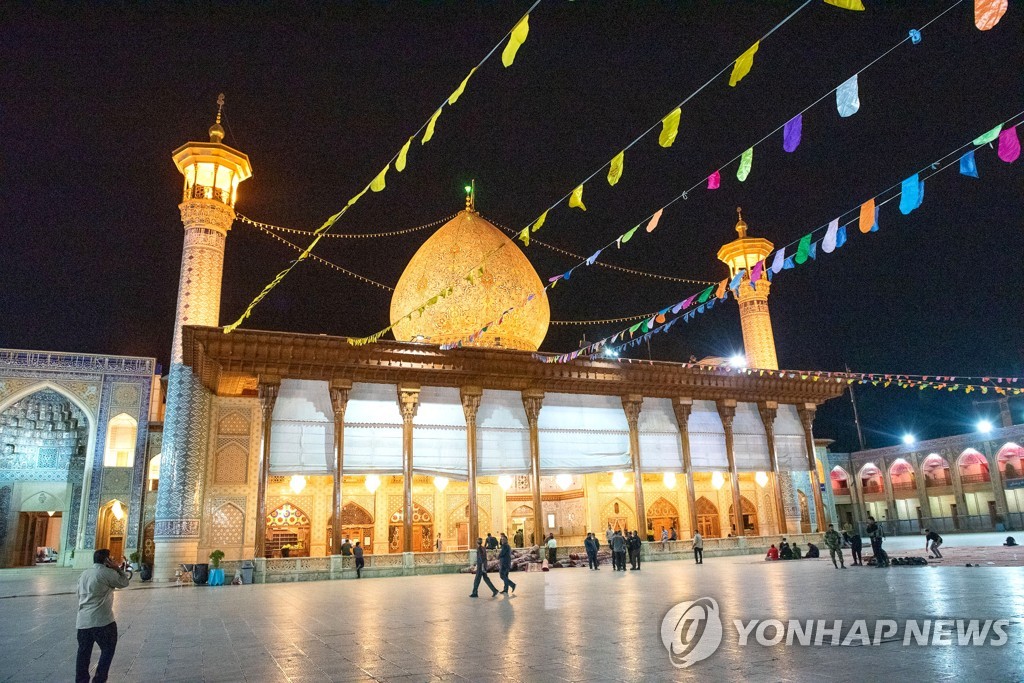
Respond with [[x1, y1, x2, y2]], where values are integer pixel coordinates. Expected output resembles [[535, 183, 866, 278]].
[[824, 0, 866, 10], [729, 41, 760, 87], [659, 108, 681, 148], [501, 15, 530, 67], [347, 186, 368, 207], [569, 184, 586, 211], [370, 164, 389, 192], [531, 210, 548, 232], [448, 67, 477, 105], [396, 137, 412, 172], [518, 227, 530, 246], [607, 151, 624, 186], [422, 108, 443, 144]]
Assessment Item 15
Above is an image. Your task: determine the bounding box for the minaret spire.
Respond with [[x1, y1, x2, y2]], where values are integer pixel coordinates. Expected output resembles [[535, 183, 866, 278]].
[[209, 93, 226, 143]]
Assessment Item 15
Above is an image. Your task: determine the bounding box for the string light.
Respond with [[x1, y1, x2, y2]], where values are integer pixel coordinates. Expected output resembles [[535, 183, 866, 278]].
[[236, 213, 454, 240]]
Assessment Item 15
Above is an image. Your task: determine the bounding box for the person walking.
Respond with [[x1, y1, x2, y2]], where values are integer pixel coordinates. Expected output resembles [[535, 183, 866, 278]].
[[353, 542, 365, 578], [469, 537, 499, 598], [849, 530, 863, 566], [546, 533, 557, 566], [76, 549, 130, 683], [692, 531, 704, 564], [924, 528, 943, 558], [498, 533, 517, 594], [866, 516, 888, 567], [824, 524, 845, 569], [610, 530, 626, 570], [584, 532, 599, 570]]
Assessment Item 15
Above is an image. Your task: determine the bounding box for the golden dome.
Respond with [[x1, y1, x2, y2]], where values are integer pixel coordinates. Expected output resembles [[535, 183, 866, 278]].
[[390, 210, 550, 351]]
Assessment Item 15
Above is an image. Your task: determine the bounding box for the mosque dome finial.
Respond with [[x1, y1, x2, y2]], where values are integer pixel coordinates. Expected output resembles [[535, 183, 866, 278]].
[[735, 206, 748, 238], [209, 93, 226, 143]]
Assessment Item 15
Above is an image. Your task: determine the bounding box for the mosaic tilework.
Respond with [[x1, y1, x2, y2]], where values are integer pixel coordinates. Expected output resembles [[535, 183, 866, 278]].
[[125, 376, 152, 549], [66, 484, 82, 550], [0, 351, 154, 376], [0, 486, 10, 548], [170, 225, 227, 365], [210, 502, 245, 547], [154, 364, 212, 539]]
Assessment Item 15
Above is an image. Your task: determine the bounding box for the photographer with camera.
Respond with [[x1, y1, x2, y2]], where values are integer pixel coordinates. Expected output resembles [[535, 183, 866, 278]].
[[76, 548, 130, 683]]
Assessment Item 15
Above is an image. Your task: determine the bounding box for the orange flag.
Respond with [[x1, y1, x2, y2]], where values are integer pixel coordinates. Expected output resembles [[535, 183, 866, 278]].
[[858, 198, 876, 234], [975, 0, 1008, 30]]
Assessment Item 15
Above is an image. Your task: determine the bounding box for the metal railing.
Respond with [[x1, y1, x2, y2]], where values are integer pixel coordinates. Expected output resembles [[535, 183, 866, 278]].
[[960, 473, 991, 484]]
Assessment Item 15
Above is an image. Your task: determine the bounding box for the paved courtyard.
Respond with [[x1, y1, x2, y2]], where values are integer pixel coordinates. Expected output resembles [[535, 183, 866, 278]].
[[2, 534, 1022, 682]]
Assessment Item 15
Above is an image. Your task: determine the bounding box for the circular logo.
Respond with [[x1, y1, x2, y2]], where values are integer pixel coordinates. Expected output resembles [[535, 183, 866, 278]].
[[660, 597, 723, 669]]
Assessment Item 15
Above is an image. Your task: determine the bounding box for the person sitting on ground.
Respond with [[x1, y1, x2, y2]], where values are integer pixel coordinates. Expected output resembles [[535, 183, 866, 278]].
[[765, 544, 779, 561], [1004, 536, 1018, 547], [805, 542, 820, 559], [779, 542, 794, 561], [791, 543, 803, 560]]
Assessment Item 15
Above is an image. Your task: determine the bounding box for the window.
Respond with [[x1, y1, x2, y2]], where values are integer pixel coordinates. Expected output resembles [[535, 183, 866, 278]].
[[104, 413, 137, 467], [148, 454, 161, 491]]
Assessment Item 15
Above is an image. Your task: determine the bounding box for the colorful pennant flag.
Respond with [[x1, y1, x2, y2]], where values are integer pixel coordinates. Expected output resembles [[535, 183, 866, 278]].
[[532, 210, 548, 233], [794, 233, 812, 265], [737, 147, 754, 182], [396, 137, 412, 172], [836, 75, 860, 117], [518, 227, 530, 246], [621, 226, 639, 243], [859, 198, 876, 233], [974, 124, 1002, 145], [422, 108, 442, 144], [448, 67, 477, 105], [502, 15, 531, 67], [729, 42, 760, 87], [960, 150, 979, 178], [835, 225, 848, 249], [370, 164, 389, 192], [750, 259, 764, 287], [825, 0, 866, 9], [608, 151, 624, 186], [783, 115, 802, 153], [697, 285, 715, 304], [645, 209, 664, 233], [822, 219, 839, 253], [771, 248, 787, 275], [975, 0, 1008, 31], [660, 108, 682, 148], [569, 184, 587, 211], [899, 174, 922, 215], [998, 126, 1020, 163], [708, 170, 721, 190]]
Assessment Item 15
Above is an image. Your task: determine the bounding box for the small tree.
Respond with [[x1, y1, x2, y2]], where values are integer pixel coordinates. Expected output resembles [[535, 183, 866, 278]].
[[209, 549, 225, 569]]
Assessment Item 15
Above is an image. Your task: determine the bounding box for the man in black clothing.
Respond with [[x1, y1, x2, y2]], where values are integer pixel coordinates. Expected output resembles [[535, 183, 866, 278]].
[[353, 542, 365, 578], [485, 533, 498, 550], [584, 532, 599, 569], [470, 537, 499, 597], [627, 531, 638, 569], [498, 533, 517, 593], [630, 531, 642, 570], [849, 531, 863, 565], [610, 530, 627, 570], [866, 516, 887, 567], [514, 529, 524, 548], [924, 528, 943, 558]]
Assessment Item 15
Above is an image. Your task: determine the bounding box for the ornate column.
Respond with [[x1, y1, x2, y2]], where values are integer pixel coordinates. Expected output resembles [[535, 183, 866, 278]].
[[672, 398, 697, 535], [253, 377, 280, 559], [798, 403, 827, 531], [398, 384, 420, 553], [758, 401, 788, 535], [461, 387, 483, 544], [982, 441, 1011, 527], [912, 452, 930, 526], [947, 451, 969, 528], [880, 457, 898, 524], [329, 380, 351, 555], [622, 395, 647, 538], [522, 389, 545, 543], [717, 399, 744, 536]]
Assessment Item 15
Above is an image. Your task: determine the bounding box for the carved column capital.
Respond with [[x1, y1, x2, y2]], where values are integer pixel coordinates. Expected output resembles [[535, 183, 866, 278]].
[[798, 403, 817, 432], [716, 399, 736, 430], [398, 384, 421, 422], [329, 379, 352, 420], [461, 386, 483, 426], [621, 394, 643, 428], [758, 400, 778, 430], [258, 376, 281, 419], [672, 397, 693, 427], [179, 199, 235, 234], [522, 389, 545, 425]]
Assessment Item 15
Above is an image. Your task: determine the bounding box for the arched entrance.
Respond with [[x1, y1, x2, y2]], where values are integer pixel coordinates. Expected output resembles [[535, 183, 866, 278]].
[[388, 502, 433, 553], [647, 497, 680, 539], [327, 502, 374, 554], [695, 497, 720, 538], [450, 503, 491, 551], [728, 496, 759, 536], [265, 502, 311, 558], [601, 498, 635, 535], [508, 505, 534, 547], [96, 500, 128, 561]]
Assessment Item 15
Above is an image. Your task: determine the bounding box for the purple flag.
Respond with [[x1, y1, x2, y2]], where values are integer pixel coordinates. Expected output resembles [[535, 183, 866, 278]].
[[783, 114, 802, 153]]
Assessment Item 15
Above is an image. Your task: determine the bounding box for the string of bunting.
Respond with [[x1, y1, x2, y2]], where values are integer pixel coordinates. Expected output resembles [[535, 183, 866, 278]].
[[537, 113, 1023, 381], [514, 0, 827, 248], [551, 311, 659, 326], [244, 221, 395, 291], [482, 213, 715, 285], [224, 1, 541, 333], [441, 3, 985, 353], [518, 0, 972, 252], [235, 213, 455, 240]]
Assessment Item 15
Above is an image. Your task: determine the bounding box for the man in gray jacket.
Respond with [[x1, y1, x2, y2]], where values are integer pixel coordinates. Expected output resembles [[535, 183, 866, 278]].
[[610, 530, 627, 571], [76, 548, 130, 683]]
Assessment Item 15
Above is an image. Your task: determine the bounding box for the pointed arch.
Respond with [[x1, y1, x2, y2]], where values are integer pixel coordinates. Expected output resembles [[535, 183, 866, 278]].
[[858, 463, 884, 494], [103, 413, 137, 467], [341, 501, 373, 526], [922, 453, 951, 487], [211, 502, 244, 547], [694, 496, 720, 538], [996, 443, 1024, 481], [728, 495, 759, 535], [957, 448, 991, 484]]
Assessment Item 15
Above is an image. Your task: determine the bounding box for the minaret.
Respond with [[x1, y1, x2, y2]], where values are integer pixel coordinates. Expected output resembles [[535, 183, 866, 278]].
[[154, 95, 251, 580], [717, 208, 778, 370]]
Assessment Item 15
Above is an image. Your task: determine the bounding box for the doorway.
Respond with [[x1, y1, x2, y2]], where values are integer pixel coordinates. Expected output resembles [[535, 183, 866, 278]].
[[14, 512, 62, 566]]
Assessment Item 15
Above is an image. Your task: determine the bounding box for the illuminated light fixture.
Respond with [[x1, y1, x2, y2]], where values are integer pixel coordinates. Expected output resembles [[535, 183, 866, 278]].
[[755, 471, 769, 488], [612, 471, 627, 490], [663, 472, 677, 489], [365, 474, 381, 494], [289, 475, 307, 494], [556, 474, 573, 491], [111, 500, 125, 521], [604, 347, 619, 358], [434, 476, 449, 492], [464, 185, 473, 194], [729, 354, 747, 369], [498, 475, 513, 491], [711, 472, 725, 490], [47, 510, 55, 517], [902, 434, 916, 445], [977, 419, 993, 434]]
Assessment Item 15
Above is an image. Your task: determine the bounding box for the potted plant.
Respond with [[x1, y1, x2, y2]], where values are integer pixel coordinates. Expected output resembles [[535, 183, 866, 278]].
[[208, 549, 226, 586], [128, 551, 141, 571]]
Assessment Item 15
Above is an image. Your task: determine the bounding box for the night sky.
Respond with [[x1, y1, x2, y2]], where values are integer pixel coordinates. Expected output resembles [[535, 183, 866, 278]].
[[3, 2, 1022, 452]]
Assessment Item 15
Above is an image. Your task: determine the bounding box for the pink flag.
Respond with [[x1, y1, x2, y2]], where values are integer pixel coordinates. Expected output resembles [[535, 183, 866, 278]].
[[749, 259, 764, 286], [708, 170, 721, 190], [646, 208, 664, 233], [998, 126, 1020, 163]]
